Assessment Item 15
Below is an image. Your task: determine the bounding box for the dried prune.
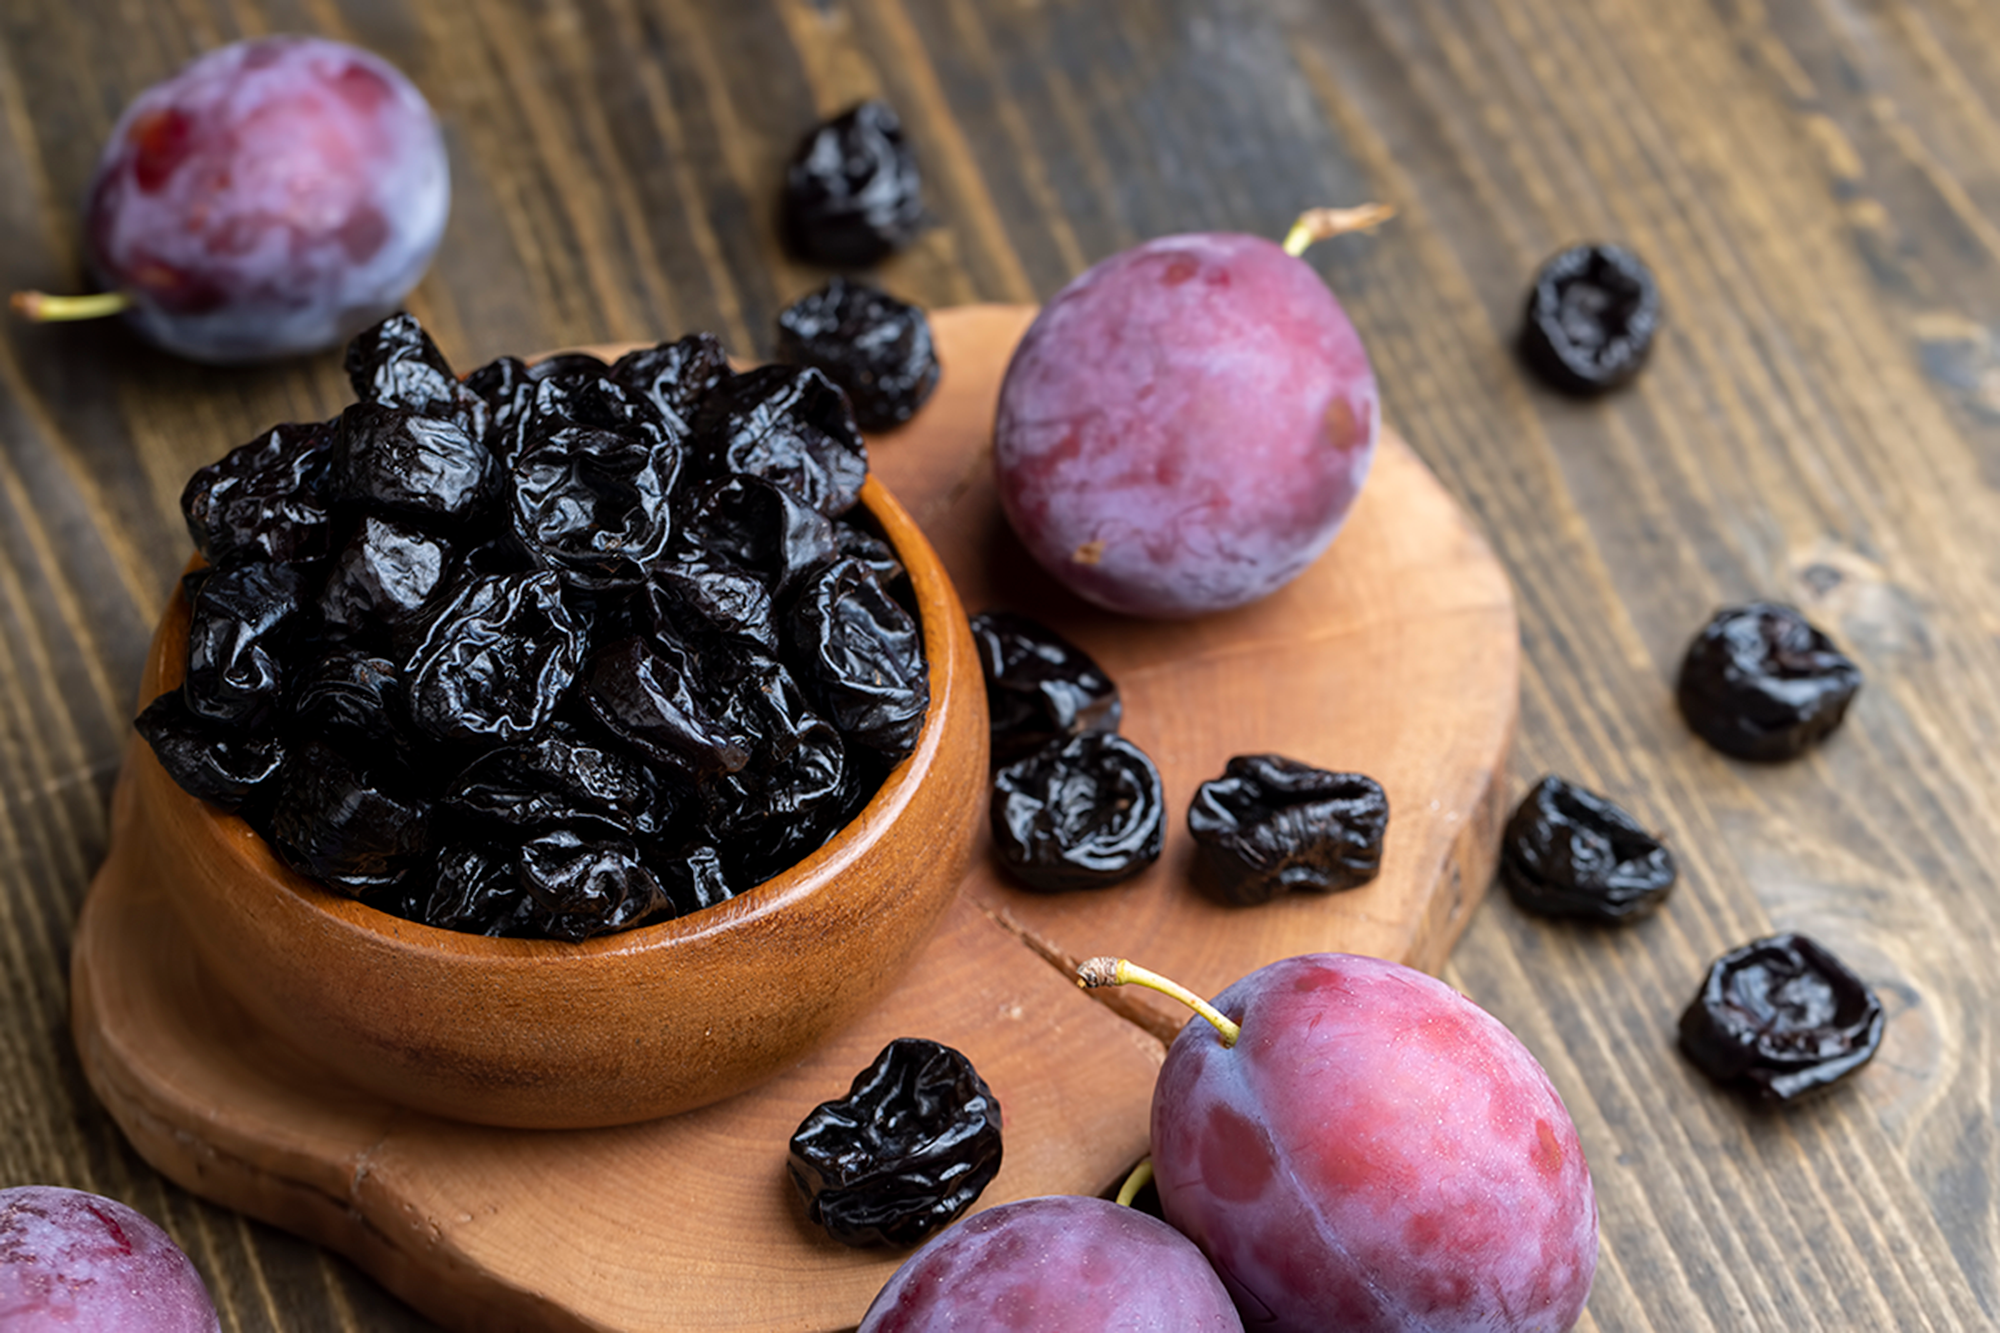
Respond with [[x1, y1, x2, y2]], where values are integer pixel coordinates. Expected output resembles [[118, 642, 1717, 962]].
[[643, 555, 777, 654], [445, 723, 671, 837], [333, 403, 496, 525], [695, 365, 868, 517], [1679, 933, 1885, 1103], [268, 741, 429, 892], [702, 660, 854, 882], [992, 733, 1164, 893], [680, 474, 838, 600], [183, 561, 306, 728], [1500, 775, 1676, 922], [781, 100, 924, 268], [181, 420, 335, 566], [968, 611, 1121, 767], [789, 1037, 1002, 1248], [584, 633, 748, 775], [786, 557, 929, 761], [291, 651, 404, 751], [345, 312, 464, 417], [509, 422, 681, 587], [1187, 755, 1387, 906], [409, 842, 534, 936], [135, 691, 283, 813], [612, 334, 733, 435], [405, 572, 585, 746], [1520, 242, 1660, 395], [776, 279, 940, 431], [515, 828, 670, 941], [318, 516, 451, 638], [1678, 602, 1862, 761]]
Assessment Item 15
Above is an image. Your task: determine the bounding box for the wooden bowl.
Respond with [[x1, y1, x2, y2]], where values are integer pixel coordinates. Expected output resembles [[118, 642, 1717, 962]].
[[125, 473, 987, 1129]]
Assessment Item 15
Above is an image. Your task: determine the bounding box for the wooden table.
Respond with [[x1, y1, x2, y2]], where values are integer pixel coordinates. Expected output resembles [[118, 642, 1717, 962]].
[[4, 2, 1997, 1330]]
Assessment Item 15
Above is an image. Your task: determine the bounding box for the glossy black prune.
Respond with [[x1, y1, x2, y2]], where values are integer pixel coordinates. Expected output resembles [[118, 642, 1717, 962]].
[[1679, 932, 1885, 1103], [318, 515, 451, 638], [291, 651, 404, 751], [701, 659, 854, 883], [612, 334, 733, 435], [268, 741, 430, 893], [405, 572, 586, 746], [1500, 775, 1676, 922], [183, 561, 306, 728], [181, 421, 336, 566], [134, 691, 283, 813], [968, 611, 1121, 767], [776, 279, 940, 431], [695, 365, 868, 518], [781, 100, 924, 268], [992, 733, 1164, 893], [509, 423, 682, 588], [785, 557, 929, 761], [680, 474, 838, 601], [514, 827, 671, 941], [789, 1037, 1002, 1249], [1520, 243, 1661, 395], [643, 555, 777, 654], [333, 403, 497, 525], [445, 722, 671, 837], [584, 633, 748, 775], [410, 842, 534, 937], [1187, 756, 1387, 907], [1678, 602, 1862, 761], [345, 312, 465, 417]]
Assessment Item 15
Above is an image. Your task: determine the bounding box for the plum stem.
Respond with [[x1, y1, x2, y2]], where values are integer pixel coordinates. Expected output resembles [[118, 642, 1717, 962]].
[[1115, 1157, 1155, 1207], [10, 290, 133, 322], [1281, 204, 1396, 257], [1077, 956, 1240, 1047]]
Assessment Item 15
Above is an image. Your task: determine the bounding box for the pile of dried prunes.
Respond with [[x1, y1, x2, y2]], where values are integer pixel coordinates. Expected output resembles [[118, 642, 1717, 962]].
[[138, 314, 930, 942]]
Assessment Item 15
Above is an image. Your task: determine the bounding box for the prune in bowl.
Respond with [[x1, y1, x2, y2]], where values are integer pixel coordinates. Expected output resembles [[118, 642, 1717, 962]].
[[122, 464, 987, 1130]]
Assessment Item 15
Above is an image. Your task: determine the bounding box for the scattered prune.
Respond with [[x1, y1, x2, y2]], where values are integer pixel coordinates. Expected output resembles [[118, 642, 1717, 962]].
[[786, 557, 929, 760], [1500, 775, 1676, 922], [1519, 242, 1661, 395], [968, 611, 1121, 767], [134, 691, 283, 813], [781, 100, 924, 268], [694, 365, 868, 517], [183, 561, 305, 728], [776, 279, 940, 431], [268, 741, 429, 892], [1186, 755, 1388, 906], [991, 733, 1164, 893], [789, 1037, 1002, 1248], [405, 572, 586, 746], [1678, 602, 1862, 761], [1679, 933, 1885, 1103], [181, 421, 335, 566]]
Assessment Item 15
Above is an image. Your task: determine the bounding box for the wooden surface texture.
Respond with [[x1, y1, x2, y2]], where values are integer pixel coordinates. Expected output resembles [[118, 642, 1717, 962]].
[[4, 2, 2000, 1330]]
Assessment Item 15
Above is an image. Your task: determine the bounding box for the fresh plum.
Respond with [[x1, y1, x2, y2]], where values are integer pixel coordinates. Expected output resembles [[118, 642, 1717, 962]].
[[53, 36, 448, 362], [1086, 954, 1597, 1332], [856, 1194, 1242, 1331], [0, 1185, 221, 1332], [993, 228, 1378, 618]]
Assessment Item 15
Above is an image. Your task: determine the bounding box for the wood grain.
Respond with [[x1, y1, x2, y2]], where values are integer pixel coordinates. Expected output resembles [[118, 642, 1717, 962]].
[[6, 1, 2000, 1330]]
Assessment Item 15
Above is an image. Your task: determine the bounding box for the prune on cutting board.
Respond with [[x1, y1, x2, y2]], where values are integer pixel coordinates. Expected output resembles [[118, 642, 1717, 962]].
[[776, 278, 940, 431], [268, 740, 430, 893], [318, 515, 452, 638], [1678, 602, 1862, 761], [695, 364, 868, 517], [135, 691, 283, 813], [183, 560, 306, 729], [405, 571, 586, 746], [968, 610, 1121, 768], [785, 556, 929, 761], [781, 100, 924, 268], [1519, 242, 1661, 395], [1500, 775, 1676, 922], [991, 733, 1164, 893], [181, 420, 336, 566], [515, 827, 671, 942], [789, 1037, 1002, 1248], [1679, 933, 1885, 1103], [1186, 755, 1387, 907]]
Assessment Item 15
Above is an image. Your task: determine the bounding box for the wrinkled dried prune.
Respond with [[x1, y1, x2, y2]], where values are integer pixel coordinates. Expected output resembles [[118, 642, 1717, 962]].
[[334, 403, 497, 525], [319, 516, 451, 638], [291, 651, 404, 751], [992, 733, 1164, 893], [680, 474, 837, 600], [969, 611, 1121, 767], [695, 365, 867, 517], [515, 827, 671, 941], [412, 842, 534, 936], [269, 741, 430, 892], [509, 424, 681, 588], [585, 633, 747, 775], [643, 555, 777, 654], [612, 334, 733, 434], [703, 660, 853, 882], [445, 720, 671, 837], [184, 561, 306, 728], [1678, 602, 1862, 761], [181, 421, 336, 566], [135, 691, 283, 813], [1679, 933, 1885, 1103], [345, 312, 464, 417], [781, 100, 925, 268], [526, 351, 610, 382], [655, 843, 735, 917], [776, 279, 940, 431], [406, 572, 585, 746], [837, 525, 904, 589], [786, 557, 929, 761], [1501, 776, 1676, 922], [1520, 243, 1660, 395], [789, 1037, 1002, 1248], [1187, 756, 1387, 906]]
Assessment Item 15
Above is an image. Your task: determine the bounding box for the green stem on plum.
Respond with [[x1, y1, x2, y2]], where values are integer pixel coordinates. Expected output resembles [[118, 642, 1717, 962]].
[[9, 290, 133, 322], [1115, 1158, 1155, 1208], [1281, 203, 1396, 258], [1077, 956, 1240, 1048]]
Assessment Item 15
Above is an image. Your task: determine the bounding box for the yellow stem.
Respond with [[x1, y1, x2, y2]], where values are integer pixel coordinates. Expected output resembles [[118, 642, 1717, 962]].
[[10, 290, 133, 322], [1115, 1158, 1155, 1208], [1076, 956, 1241, 1047], [1281, 203, 1397, 257]]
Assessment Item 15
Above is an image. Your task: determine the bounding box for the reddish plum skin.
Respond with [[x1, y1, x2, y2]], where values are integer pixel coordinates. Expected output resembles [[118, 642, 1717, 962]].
[[84, 36, 448, 363], [993, 233, 1377, 618], [1153, 954, 1597, 1332], [857, 1195, 1243, 1332], [0, 1186, 221, 1332]]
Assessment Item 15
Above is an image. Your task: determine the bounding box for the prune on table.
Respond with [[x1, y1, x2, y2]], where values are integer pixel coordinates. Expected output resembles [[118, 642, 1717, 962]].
[[1519, 242, 1661, 395], [776, 278, 940, 431], [405, 571, 586, 746], [1678, 602, 1862, 761], [318, 515, 451, 638], [781, 100, 924, 268], [584, 633, 748, 776], [991, 733, 1164, 893], [334, 402, 497, 525], [1679, 932, 1885, 1103], [695, 364, 868, 517], [135, 691, 283, 813], [514, 827, 671, 941], [509, 422, 682, 588], [181, 420, 336, 566], [183, 560, 306, 728], [612, 333, 734, 435], [789, 1037, 1002, 1248], [291, 651, 404, 751], [968, 611, 1121, 768], [268, 740, 430, 892], [786, 557, 929, 761], [1186, 755, 1387, 907], [1500, 775, 1676, 922]]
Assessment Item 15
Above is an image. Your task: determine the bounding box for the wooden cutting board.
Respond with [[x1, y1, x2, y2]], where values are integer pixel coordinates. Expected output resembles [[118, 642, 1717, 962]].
[[69, 304, 1518, 1333]]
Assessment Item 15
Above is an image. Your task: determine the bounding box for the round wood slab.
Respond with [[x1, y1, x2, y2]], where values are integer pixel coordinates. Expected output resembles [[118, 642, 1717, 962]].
[[70, 304, 1518, 1333]]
